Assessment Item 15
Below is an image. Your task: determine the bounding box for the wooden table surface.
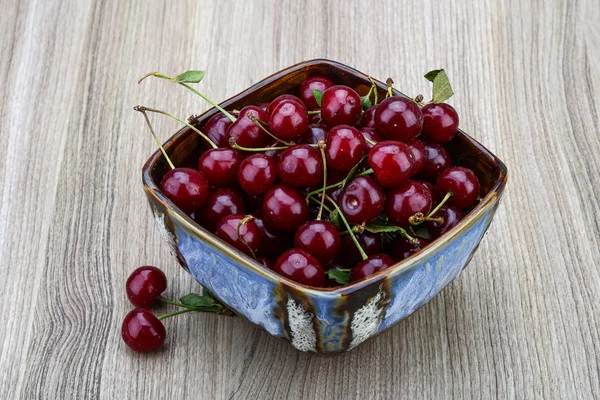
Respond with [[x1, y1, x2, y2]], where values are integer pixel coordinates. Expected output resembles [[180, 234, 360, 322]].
[[1, 0, 599, 399]]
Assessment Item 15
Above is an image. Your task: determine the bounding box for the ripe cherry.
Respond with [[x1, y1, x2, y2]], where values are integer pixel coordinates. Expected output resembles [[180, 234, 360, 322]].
[[300, 124, 328, 145], [385, 181, 432, 226], [368, 141, 414, 188], [215, 214, 262, 256], [300, 76, 335, 109], [257, 256, 274, 270], [160, 168, 210, 214], [420, 181, 435, 194], [257, 102, 270, 112], [237, 154, 277, 195], [263, 140, 284, 159], [374, 96, 423, 142], [121, 308, 166, 352], [278, 144, 323, 188], [406, 139, 426, 175], [269, 100, 309, 141], [340, 231, 382, 266], [126, 266, 167, 307], [198, 148, 243, 186], [321, 85, 362, 127], [274, 249, 325, 287], [202, 112, 233, 148], [349, 254, 394, 282], [267, 94, 306, 115], [262, 184, 310, 231], [294, 221, 341, 265], [340, 176, 385, 224], [418, 142, 452, 182], [391, 237, 432, 262], [252, 212, 293, 260], [425, 205, 466, 238], [358, 105, 377, 129], [421, 103, 459, 142], [195, 188, 246, 231], [435, 166, 480, 208], [308, 111, 322, 124], [359, 127, 385, 149], [228, 106, 270, 148], [326, 125, 367, 172]]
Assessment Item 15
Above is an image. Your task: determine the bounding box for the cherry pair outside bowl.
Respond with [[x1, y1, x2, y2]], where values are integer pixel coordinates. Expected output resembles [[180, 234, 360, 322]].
[[141, 59, 508, 354]]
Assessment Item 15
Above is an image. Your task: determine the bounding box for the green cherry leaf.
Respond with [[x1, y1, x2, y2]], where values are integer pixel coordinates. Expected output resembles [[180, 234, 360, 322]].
[[364, 221, 410, 234], [180, 293, 217, 308], [172, 70, 206, 83], [326, 269, 350, 284], [328, 208, 341, 229], [424, 69, 454, 103], [312, 89, 323, 107], [360, 95, 372, 109], [342, 156, 367, 188]]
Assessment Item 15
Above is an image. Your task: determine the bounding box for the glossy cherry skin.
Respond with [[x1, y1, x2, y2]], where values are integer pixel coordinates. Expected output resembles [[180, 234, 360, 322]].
[[121, 308, 166, 352], [300, 76, 335, 109], [340, 176, 385, 224], [215, 214, 262, 256], [359, 127, 385, 149], [420, 181, 435, 194], [227, 106, 270, 148], [425, 205, 466, 238], [257, 102, 270, 112], [274, 249, 325, 287], [419, 142, 452, 182], [349, 254, 394, 282], [435, 167, 480, 208], [421, 103, 459, 142], [340, 231, 382, 266], [368, 141, 414, 189], [237, 154, 278, 196], [300, 124, 328, 145], [195, 188, 246, 231], [126, 266, 167, 308], [278, 144, 323, 188], [198, 148, 243, 186], [160, 168, 210, 214], [358, 105, 377, 129], [262, 185, 310, 231], [406, 139, 426, 176], [263, 140, 284, 159], [321, 85, 362, 127], [391, 237, 432, 262], [203, 113, 233, 148], [267, 94, 306, 115], [251, 212, 293, 259], [294, 221, 341, 265], [374, 96, 423, 142], [326, 125, 367, 172], [385, 181, 433, 226], [269, 100, 309, 141]]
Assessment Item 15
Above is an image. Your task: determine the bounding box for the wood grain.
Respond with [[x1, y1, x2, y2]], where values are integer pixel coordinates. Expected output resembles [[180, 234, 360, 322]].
[[0, 0, 598, 398]]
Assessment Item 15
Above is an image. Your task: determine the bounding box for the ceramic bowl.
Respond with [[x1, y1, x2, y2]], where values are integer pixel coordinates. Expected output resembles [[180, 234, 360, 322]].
[[142, 59, 508, 354]]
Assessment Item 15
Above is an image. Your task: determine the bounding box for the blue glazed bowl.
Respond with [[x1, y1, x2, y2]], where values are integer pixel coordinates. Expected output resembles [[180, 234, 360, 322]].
[[142, 59, 508, 354]]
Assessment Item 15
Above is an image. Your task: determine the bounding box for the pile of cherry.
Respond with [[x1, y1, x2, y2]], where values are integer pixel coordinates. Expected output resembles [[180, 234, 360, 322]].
[[136, 69, 480, 289]]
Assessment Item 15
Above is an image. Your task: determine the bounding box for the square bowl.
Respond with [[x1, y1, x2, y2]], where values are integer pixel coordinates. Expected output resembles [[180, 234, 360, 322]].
[[142, 59, 508, 354]]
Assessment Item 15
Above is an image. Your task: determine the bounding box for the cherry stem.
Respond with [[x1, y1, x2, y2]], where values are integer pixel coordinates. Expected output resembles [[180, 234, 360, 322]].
[[157, 308, 195, 321], [140, 106, 218, 149], [427, 191, 452, 218], [368, 76, 379, 105], [308, 194, 332, 213], [138, 72, 237, 122], [306, 168, 374, 199], [230, 140, 289, 152], [238, 215, 257, 259], [325, 194, 368, 260], [316, 141, 327, 221], [409, 213, 444, 225], [363, 137, 377, 146], [134, 106, 175, 170], [413, 94, 424, 104], [386, 77, 394, 98], [248, 115, 292, 145], [307, 110, 320, 115]]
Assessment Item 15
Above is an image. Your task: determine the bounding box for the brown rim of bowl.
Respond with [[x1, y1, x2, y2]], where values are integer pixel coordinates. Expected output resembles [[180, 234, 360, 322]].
[[141, 58, 508, 296]]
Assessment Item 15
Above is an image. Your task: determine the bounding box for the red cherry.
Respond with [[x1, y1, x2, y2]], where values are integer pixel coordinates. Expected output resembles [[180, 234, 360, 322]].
[[267, 94, 306, 115], [340, 176, 385, 224], [160, 168, 210, 214], [269, 101, 309, 141], [419, 142, 452, 182], [326, 125, 367, 172], [294, 221, 341, 264], [252, 212, 293, 260], [368, 141, 414, 189], [195, 188, 246, 231], [374, 96, 423, 142], [425, 205, 466, 238], [261, 185, 310, 231], [358, 105, 377, 129], [202, 113, 233, 148], [198, 148, 243, 186], [359, 127, 385, 149], [385, 181, 433, 226], [340, 231, 382, 266], [278, 144, 323, 188], [237, 154, 277, 195], [121, 308, 166, 352], [321, 85, 362, 127], [263, 140, 285, 159], [435, 167, 480, 208], [274, 249, 325, 287], [257, 102, 270, 112], [349, 254, 394, 282], [391, 237, 431, 262], [406, 139, 426, 175], [420, 180, 435, 194], [257, 256, 274, 270], [227, 106, 270, 148], [421, 103, 459, 142], [308, 111, 322, 124], [215, 214, 262, 256], [300, 76, 335, 109], [300, 124, 329, 145], [126, 266, 167, 307]]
